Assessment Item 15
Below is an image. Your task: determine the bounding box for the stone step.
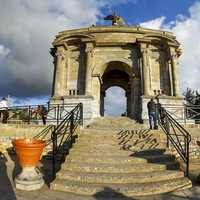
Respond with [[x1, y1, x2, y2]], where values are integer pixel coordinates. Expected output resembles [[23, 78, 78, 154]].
[[51, 177, 192, 196], [77, 136, 118, 142], [69, 149, 171, 157], [71, 146, 120, 152], [66, 152, 137, 161], [73, 142, 119, 148], [131, 148, 170, 156], [81, 128, 118, 135], [65, 155, 147, 164], [130, 153, 176, 163], [62, 161, 179, 173], [69, 148, 129, 155], [56, 170, 184, 184], [70, 147, 170, 156], [66, 153, 175, 164]]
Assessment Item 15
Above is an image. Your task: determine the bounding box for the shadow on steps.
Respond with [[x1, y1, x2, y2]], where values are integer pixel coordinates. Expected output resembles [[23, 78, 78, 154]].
[[117, 130, 179, 171], [40, 134, 78, 186], [117, 129, 161, 151], [93, 187, 137, 200]]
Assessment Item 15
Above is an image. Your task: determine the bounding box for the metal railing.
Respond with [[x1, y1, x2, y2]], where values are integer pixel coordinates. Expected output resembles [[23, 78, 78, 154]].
[[51, 103, 83, 178], [34, 103, 83, 178], [161, 104, 200, 124], [157, 105, 191, 177], [3, 103, 81, 125]]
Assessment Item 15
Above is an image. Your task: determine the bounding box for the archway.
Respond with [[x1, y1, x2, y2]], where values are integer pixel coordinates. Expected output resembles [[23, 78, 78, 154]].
[[104, 86, 127, 116], [100, 61, 134, 118]]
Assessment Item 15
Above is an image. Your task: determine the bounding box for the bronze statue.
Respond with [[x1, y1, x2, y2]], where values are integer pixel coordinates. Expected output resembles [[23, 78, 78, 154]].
[[104, 13, 126, 26]]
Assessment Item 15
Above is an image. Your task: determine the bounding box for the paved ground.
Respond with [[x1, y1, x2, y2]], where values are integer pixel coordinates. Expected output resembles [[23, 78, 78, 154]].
[[1, 152, 200, 200]]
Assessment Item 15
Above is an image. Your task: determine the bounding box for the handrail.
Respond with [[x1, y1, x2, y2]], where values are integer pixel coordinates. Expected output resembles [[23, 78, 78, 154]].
[[5, 103, 81, 124], [157, 105, 191, 177], [33, 103, 83, 178], [51, 103, 83, 178]]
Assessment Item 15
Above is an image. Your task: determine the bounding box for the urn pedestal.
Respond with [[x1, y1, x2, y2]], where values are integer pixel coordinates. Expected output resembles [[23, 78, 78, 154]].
[[12, 138, 45, 191]]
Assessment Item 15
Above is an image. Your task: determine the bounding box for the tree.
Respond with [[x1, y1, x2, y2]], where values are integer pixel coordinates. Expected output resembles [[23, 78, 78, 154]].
[[183, 88, 196, 105], [183, 88, 200, 123]]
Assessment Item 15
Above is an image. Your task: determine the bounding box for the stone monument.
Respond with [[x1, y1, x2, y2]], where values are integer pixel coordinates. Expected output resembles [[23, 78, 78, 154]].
[[49, 16, 183, 123]]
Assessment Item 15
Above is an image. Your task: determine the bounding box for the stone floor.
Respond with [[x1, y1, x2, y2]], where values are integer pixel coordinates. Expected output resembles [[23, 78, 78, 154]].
[[1, 153, 200, 200]]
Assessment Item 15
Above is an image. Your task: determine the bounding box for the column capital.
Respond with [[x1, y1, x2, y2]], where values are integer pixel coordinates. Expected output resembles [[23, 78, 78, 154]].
[[85, 42, 94, 51], [56, 47, 67, 60]]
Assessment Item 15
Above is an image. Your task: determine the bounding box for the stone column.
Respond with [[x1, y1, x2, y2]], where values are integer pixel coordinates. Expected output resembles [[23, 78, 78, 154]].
[[168, 60, 174, 96], [126, 84, 131, 117], [85, 43, 93, 95], [100, 91, 105, 116], [132, 77, 140, 119], [170, 48, 180, 96], [53, 46, 67, 97], [140, 44, 150, 96]]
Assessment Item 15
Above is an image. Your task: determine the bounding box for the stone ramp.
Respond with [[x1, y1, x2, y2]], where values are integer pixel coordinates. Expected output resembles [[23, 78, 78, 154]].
[[50, 119, 192, 197]]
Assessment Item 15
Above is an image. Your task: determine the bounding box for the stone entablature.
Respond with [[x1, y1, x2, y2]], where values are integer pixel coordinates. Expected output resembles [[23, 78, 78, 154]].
[[50, 25, 182, 122]]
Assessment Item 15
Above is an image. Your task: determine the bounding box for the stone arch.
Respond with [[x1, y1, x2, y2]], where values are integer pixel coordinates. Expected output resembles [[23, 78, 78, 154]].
[[92, 59, 133, 77], [95, 60, 138, 118]]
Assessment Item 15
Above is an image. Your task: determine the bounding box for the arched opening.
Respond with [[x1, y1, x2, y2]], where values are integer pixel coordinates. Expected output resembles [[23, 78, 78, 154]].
[[104, 86, 127, 116], [100, 61, 134, 118]]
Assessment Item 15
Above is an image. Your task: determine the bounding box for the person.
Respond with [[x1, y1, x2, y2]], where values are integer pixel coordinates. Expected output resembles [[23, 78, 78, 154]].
[[147, 98, 158, 129], [0, 97, 9, 123], [32, 105, 47, 125]]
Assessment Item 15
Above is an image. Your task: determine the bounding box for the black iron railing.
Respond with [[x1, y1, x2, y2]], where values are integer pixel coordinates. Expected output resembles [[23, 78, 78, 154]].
[[34, 103, 83, 178], [51, 103, 83, 178], [158, 104, 200, 124], [4, 103, 81, 124], [157, 105, 191, 177]]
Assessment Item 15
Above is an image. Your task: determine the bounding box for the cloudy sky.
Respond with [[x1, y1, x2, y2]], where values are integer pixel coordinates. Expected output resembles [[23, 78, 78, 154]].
[[0, 0, 199, 114]]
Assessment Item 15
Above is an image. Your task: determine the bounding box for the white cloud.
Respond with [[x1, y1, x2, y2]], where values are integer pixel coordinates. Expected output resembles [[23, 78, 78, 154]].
[[140, 16, 166, 30], [0, 0, 131, 98], [104, 86, 126, 116], [140, 2, 200, 92], [0, 45, 10, 60]]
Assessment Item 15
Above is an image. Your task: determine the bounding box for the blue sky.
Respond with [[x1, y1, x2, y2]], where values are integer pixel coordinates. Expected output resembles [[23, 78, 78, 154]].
[[0, 0, 200, 112], [101, 0, 195, 25]]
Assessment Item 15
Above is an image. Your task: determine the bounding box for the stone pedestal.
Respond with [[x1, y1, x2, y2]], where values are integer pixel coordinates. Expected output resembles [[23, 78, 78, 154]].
[[49, 95, 95, 125], [15, 166, 44, 191]]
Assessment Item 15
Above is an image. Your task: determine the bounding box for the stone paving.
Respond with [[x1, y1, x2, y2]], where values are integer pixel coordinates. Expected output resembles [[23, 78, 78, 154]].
[[1, 153, 200, 200]]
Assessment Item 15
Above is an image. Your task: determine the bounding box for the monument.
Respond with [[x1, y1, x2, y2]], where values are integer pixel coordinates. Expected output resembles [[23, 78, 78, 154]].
[[49, 15, 183, 123]]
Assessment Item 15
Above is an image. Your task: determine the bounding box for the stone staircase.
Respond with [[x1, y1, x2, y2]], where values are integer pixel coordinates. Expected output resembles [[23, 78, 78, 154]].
[[50, 117, 192, 197]]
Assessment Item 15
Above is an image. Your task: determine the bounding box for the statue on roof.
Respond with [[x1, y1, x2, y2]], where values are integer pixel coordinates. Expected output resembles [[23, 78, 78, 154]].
[[104, 13, 126, 26]]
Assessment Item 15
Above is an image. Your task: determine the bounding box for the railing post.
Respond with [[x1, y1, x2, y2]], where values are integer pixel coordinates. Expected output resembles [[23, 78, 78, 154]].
[[47, 102, 50, 112], [28, 106, 31, 124], [80, 103, 83, 126], [184, 105, 187, 125], [186, 137, 190, 177], [57, 105, 60, 125], [70, 111, 74, 146], [52, 126, 57, 179]]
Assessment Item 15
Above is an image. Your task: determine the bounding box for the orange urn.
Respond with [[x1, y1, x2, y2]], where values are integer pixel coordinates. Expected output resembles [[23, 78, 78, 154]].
[[12, 138, 45, 167], [12, 138, 46, 190]]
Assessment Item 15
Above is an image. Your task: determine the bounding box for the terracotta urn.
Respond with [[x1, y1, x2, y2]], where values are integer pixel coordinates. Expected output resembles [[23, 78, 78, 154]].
[[12, 138, 45, 190]]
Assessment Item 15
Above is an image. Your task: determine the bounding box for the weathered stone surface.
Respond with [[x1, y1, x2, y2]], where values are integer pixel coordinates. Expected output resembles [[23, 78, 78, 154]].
[[50, 118, 192, 196], [15, 167, 44, 191], [50, 25, 183, 122]]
